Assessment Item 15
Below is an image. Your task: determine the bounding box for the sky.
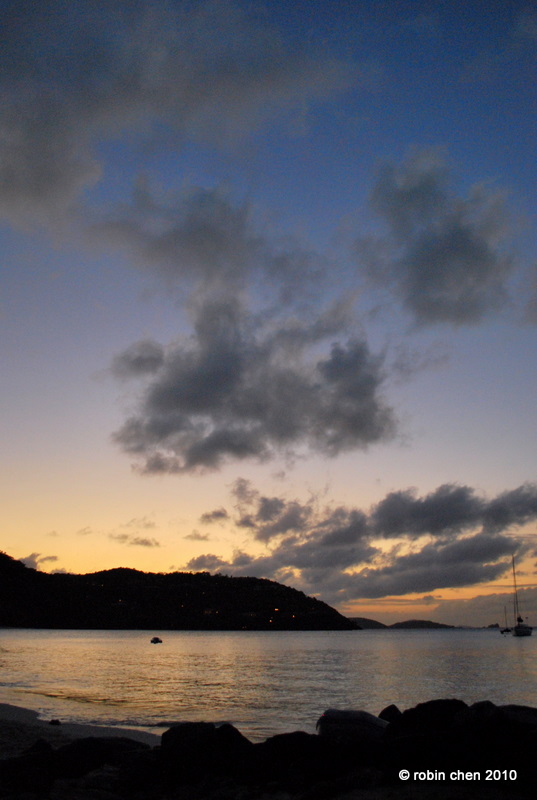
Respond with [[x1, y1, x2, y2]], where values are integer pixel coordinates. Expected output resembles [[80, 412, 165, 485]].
[[1, 0, 537, 626]]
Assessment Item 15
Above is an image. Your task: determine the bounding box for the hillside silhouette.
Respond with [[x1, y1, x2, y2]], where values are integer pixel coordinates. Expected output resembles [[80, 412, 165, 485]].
[[0, 552, 353, 630]]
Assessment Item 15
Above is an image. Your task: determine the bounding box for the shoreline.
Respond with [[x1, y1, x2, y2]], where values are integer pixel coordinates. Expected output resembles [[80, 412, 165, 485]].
[[0, 702, 160, 758], [1, 699, 536, 799]]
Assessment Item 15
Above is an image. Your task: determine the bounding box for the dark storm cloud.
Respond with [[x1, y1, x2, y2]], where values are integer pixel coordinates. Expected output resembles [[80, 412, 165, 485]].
[[187, 531, 377, 586], [187, 482, 537, 604], [482, 484, 537, 533], [345, 533, 514, 598], [357, 149, 515, 325], [371, 484, 484, 538], [186, 477, 377, 590], [187, 553, 228, 573], [371, 483, 537, 541], [319, 510, 369, 546], [240, 500, 312, 543], [112, 297, 396, 473], [187, 527, 516, 603], [252, 500, 310, 542], [0, 0, 355, 227], [230, 478, 312, 539]]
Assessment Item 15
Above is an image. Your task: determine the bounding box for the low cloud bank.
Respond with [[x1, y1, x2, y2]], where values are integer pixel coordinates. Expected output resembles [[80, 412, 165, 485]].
[[188, 480, 537, 607]]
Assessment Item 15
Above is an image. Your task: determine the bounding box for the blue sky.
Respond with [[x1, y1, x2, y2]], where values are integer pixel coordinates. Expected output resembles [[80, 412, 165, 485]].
[[1, 0, 536, 625]]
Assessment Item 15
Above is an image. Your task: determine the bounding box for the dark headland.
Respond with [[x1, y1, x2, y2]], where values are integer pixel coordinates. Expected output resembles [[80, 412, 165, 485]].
[[0, 551, 352, 630]]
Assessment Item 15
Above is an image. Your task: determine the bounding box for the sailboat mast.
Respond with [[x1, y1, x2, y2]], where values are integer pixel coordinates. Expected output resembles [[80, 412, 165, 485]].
[[510, 553, 532, 635], [512, 554, 521, 623]]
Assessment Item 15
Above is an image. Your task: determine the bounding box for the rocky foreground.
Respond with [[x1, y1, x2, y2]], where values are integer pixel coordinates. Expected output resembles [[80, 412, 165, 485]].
[[1, 699, 537, 799]]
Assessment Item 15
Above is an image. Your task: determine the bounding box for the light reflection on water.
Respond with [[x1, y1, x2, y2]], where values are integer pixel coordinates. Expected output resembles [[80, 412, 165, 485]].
[[1, 629, 536, 741]]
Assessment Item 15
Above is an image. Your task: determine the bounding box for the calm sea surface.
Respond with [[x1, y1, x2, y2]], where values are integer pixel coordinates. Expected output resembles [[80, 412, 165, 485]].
[[1, 628, 536, 741]]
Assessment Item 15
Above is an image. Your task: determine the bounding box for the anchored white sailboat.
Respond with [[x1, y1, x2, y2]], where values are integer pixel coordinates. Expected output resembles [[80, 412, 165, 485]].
[[511, 555, 532, 637]]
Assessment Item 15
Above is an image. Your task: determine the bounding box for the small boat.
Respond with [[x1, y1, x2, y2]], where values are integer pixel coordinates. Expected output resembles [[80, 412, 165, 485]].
[[150, 636, 163, 644], [511, 556, 532, 637]]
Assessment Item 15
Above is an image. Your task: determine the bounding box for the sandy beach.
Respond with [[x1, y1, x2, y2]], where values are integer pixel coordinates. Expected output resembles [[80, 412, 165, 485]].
[[0, 702, 159, 758]]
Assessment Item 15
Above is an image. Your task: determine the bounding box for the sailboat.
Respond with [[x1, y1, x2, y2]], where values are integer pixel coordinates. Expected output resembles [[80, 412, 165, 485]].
[[500, 605, 511, 634], [511, 555, 532, 637]]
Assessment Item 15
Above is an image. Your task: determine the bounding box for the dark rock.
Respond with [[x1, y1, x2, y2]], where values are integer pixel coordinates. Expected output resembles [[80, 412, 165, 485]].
[[53, 735, 150, 779], [382, 698, 469, 778], [0, 739, 55, 796], [378, 703, 402, 724], [159, 721, 254, 785], [160, 721, 217, 756], [159, 720, 217, 785], [500, 703, 537, 731], [53, 764, 123, 799], [298, 767, 386, 799], [316, 708, 388, 748], [251, 730, 332, 786], [451, 700, 504, 749], [5, 698, 537, 798], [214, 722, 254, 773], [384, 697, 468, 738], [115, 747, 161, 794], [377, 697, 537, 792], [450, 700, 537, 786]]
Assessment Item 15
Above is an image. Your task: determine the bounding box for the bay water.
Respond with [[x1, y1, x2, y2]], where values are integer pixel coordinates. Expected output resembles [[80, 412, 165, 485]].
[[1, 628, 536, 741]]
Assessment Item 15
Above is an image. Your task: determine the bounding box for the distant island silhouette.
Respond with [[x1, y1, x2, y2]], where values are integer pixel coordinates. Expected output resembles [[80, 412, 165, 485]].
[[350, 617, 455, 630], [0, 551, 353, 631]]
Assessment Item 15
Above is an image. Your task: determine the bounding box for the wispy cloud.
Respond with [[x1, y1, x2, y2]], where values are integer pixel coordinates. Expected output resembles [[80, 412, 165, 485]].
[[0, 0, 355, 228], [184, 531, 210, 542], [129, 536, 160, 547], [356, 149, 515, 326], [20, 553, 59, 570], [109, 532, 160, 547], [76, 526, 94, 536], [199, 508, 229, 524], [121, 516, 156, 530]]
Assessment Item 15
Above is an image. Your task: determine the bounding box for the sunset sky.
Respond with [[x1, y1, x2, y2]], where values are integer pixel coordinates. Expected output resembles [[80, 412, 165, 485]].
[[2, 0, 537, 626]]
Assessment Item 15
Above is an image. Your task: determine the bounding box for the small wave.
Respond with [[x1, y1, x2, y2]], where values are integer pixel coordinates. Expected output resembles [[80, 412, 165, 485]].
[[147, 720, 202, 728], [148, 718, 235, 729], [23, 689, 129, 706]]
